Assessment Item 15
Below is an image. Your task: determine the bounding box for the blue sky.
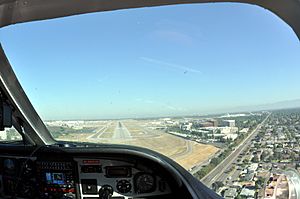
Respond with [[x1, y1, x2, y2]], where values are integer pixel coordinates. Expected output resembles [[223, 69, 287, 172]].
[[0, 3, 299, 120]]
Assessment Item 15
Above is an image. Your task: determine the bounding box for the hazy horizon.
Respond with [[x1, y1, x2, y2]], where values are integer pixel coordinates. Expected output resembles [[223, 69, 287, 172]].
[[43, 99, 300, 121]]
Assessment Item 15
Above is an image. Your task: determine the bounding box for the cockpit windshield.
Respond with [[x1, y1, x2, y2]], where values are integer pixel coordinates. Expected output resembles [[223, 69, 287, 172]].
[[0, 2, 300, 195]]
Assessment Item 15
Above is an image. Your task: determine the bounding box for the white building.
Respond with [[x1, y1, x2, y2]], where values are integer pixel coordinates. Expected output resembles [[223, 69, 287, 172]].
[[240, 188, 255, 198], [240, 128, 249, 133], [248, 163, 259, 173], [202, 126, 239, 141], [202, 127, 238, 134], [223, 120, 236, 127], [224, 188, 238, 199], [224, 134, 238, 140]]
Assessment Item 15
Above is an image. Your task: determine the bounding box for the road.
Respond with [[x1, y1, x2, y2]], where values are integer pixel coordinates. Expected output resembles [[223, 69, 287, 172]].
[[112, 122, 132, 139], [201, 113, 271, 187]]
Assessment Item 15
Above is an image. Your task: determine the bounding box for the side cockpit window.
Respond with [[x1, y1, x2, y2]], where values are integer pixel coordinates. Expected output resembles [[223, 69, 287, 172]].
[[0, 126, 22, 143]]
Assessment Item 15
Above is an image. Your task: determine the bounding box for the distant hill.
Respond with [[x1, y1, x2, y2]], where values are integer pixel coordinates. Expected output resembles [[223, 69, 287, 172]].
[[260, 99, 300, 110], [227, 99, 300, 113]]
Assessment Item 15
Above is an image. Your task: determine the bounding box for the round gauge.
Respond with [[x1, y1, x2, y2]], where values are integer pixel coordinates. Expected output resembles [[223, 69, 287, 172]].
[[3, 159, 15, 174], [134, 173, 156, 193], [116, 180, 132, 193], [22, 160, 34, 177]]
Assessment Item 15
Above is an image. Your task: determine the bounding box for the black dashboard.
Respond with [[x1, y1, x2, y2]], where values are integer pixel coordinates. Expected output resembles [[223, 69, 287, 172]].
[[0, 145, 199, 199]]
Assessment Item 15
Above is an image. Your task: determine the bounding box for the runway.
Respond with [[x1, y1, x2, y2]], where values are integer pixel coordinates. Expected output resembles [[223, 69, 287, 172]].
[[112, 122, 132, 139]]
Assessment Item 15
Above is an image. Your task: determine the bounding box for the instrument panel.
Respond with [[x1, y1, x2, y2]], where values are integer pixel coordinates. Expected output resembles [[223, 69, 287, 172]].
[[75, 158, 171, 199], [0, 154, 172, 199], [36, 160, 77, 198]]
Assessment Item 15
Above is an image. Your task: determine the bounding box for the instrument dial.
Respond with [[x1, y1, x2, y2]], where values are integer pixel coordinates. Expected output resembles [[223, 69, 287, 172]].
[[22, 160, 34, 177], [116, 180, 131, 193], [134, 173, 156, 194], [3, 159, 15, 174]]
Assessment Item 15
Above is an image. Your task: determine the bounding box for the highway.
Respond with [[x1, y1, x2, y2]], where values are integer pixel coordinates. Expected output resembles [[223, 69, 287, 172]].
[[201, 113, 271, 187]]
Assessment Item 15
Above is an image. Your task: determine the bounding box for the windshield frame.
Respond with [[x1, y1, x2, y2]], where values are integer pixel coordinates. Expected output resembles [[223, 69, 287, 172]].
[[0, 0, 299, 40]]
